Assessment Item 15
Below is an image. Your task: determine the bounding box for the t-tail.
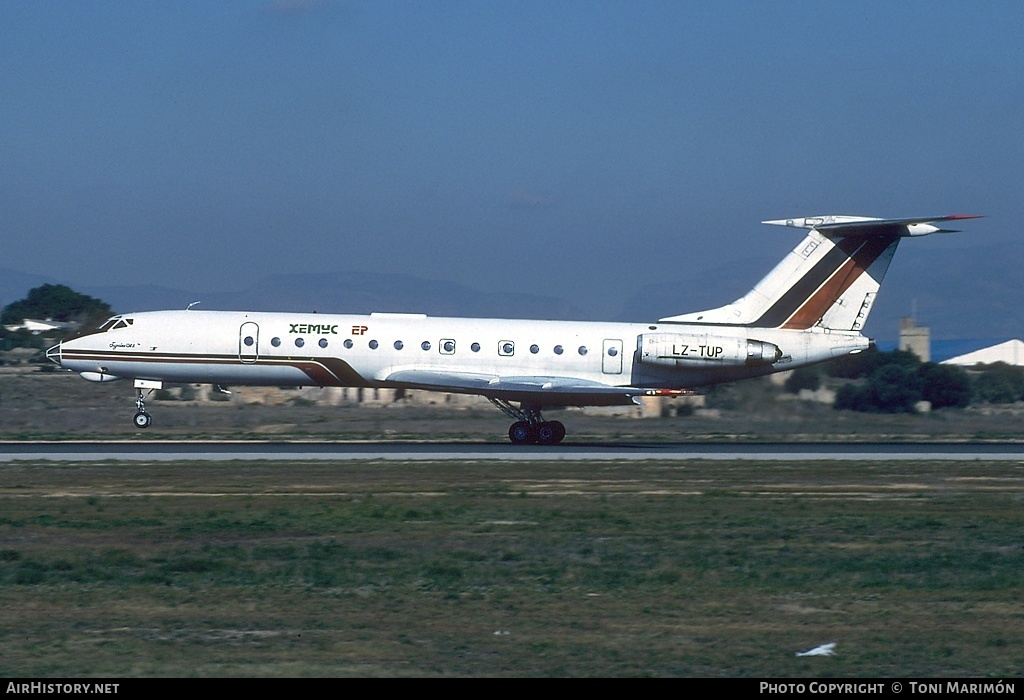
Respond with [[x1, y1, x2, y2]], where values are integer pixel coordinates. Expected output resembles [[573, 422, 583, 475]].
[[660, 215, 981, 332]]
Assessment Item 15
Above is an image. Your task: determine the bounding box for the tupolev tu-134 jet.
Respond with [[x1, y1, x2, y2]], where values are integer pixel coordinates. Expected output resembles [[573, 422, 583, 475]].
[[47, 214, 980, 444]]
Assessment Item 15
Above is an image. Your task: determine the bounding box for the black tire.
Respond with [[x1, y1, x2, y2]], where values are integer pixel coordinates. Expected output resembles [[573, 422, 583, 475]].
[[537, 421, 565, 445], [508, 421, 537, 445], [133, 412, 152, 429]]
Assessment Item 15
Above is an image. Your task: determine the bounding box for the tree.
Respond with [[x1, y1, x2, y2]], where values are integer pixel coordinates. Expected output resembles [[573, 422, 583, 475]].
[[917, 363, 972, 409], [867, 364, 922, 412], [972, 363, 1024, 404], [1, 284, 111, 328], [784, 366, 821, 394], [834, 363, 923, 413], [826, 346, 921, 379], [834, 382, 871, 412]]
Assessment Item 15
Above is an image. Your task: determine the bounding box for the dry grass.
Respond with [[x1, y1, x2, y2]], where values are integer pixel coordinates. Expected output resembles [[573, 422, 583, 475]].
[[2, 368, 1023, 442], [1, 458, 1022, 676]]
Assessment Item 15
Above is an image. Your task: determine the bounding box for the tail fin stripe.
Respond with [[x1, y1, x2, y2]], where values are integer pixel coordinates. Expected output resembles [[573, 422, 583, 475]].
[[779, 235, 897, 329], [748, 236, 863, 328], [658, 215, 978, 331]]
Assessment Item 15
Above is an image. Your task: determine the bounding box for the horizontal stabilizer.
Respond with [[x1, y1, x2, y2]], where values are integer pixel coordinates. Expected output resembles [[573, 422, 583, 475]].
[[762, 214, 982, 238]]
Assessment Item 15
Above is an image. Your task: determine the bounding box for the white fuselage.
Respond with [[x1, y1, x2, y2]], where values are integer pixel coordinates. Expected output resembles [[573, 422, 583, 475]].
[[51, 309, 868, 406], [42, 214, 977, 442]]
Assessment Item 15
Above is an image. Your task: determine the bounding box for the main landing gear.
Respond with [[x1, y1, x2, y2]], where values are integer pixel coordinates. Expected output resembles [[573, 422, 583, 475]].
[[489, 399, 566, 445]]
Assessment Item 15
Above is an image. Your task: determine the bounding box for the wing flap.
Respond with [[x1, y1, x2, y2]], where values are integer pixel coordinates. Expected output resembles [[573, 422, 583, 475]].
[[381, 369, 640, 405]]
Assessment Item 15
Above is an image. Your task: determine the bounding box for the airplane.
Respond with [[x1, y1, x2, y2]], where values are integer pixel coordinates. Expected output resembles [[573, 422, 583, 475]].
[[45, 214, 979, 444], [4, 318, 79, 335]]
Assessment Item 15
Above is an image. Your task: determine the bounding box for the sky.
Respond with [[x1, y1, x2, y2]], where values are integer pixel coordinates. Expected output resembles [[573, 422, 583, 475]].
[[2, 1, 1021, 318]]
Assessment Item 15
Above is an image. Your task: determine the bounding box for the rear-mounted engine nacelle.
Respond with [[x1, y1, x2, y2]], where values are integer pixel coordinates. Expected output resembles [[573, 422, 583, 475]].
[[638, 333, 782, 368]]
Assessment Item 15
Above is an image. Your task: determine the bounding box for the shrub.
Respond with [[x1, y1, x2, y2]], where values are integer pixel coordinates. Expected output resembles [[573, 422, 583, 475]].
[[834, 364, 922, 413], [867, 364, 922, 412], [971, 363, 1024, 404], [783, 366, 821, 394], [918, 363, 972, 409]]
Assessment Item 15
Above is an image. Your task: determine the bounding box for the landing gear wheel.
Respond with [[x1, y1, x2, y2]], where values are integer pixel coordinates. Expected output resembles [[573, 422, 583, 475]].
[[509, 421, 538, 445], [493, 401, 567, 445], [133, 412, 152, 429], [537, 420, 566, 445], [551, 420, 566, 444]]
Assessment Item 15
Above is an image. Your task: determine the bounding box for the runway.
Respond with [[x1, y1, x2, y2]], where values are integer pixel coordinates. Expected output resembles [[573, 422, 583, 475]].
[[1, 441, 1021, 462]]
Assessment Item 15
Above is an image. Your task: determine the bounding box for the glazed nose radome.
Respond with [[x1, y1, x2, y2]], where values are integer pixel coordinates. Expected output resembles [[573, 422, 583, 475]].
[[45, 342, 62, 366]]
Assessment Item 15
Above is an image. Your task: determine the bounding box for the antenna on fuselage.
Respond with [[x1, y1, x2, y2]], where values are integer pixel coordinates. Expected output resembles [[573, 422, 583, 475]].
[[187, 301, 201, 311]]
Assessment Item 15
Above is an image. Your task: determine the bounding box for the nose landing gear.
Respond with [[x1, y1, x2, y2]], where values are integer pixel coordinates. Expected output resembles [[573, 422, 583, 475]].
[[134, 387, 152, 428], [130, 380, 163, 429]]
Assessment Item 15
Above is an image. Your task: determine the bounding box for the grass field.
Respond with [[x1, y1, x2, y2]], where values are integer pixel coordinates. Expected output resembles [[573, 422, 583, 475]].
[[2, 368, 1024, 443], [1, 457, 1022, 676]]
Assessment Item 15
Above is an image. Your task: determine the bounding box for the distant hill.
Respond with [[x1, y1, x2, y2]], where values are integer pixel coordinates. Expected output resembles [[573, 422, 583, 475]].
[[0, 268, 59, 310], [79, 271, 588, 321], [616, 239, 1024, 341], [4, 238, 1021, 340], [879, 239, 1024, 340]]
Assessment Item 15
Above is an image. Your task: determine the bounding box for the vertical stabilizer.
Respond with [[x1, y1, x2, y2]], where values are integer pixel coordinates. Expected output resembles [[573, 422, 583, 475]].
[[659, 215, 979, 331]]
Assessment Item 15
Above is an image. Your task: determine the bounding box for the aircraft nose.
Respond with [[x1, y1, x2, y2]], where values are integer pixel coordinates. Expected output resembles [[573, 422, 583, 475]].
[[45, 342, 62, 367]]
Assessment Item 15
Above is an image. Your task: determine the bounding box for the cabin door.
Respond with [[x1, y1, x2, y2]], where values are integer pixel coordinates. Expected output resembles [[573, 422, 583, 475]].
[[602, 339, 623, 374], [239, 322, 260, 364]]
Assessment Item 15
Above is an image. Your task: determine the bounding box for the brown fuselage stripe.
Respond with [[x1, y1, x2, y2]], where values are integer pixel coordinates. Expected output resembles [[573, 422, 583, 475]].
[[58, 350, 371, 388]]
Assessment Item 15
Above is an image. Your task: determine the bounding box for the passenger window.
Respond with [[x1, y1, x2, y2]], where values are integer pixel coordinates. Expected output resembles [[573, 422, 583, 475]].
[[295, 338, 305, 348], [554, 345, 564, 355], [421, 341, 431, 351], [394, 340, 404, 350], [471, 342, 481, 352], [319, 338, 329, 348], [578, 346, 588, 356], [441, 340, 455, 354], [271, 337, 281, 347], [499, 341, 514, 356], [343, 339, 353, 349], [369, 340, 379, 350]]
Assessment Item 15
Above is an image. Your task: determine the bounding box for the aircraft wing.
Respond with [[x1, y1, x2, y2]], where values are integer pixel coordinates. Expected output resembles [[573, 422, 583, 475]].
[[381, 369, 641, 406]]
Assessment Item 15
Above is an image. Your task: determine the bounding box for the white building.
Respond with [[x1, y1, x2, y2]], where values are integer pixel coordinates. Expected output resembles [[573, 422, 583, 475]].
[[941, 339, 1024, 367]]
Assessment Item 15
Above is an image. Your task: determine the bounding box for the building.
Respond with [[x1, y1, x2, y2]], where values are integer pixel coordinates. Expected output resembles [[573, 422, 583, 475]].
[[898, 317, 930, 362], [941, 339, 1024, 367]]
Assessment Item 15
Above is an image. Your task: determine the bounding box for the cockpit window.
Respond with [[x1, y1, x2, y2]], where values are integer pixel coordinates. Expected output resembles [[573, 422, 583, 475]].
[[97, 317, 135, 332]]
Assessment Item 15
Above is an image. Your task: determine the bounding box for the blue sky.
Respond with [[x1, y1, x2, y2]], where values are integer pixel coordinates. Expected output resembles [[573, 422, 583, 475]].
[[2, 1, 1020, 317]]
